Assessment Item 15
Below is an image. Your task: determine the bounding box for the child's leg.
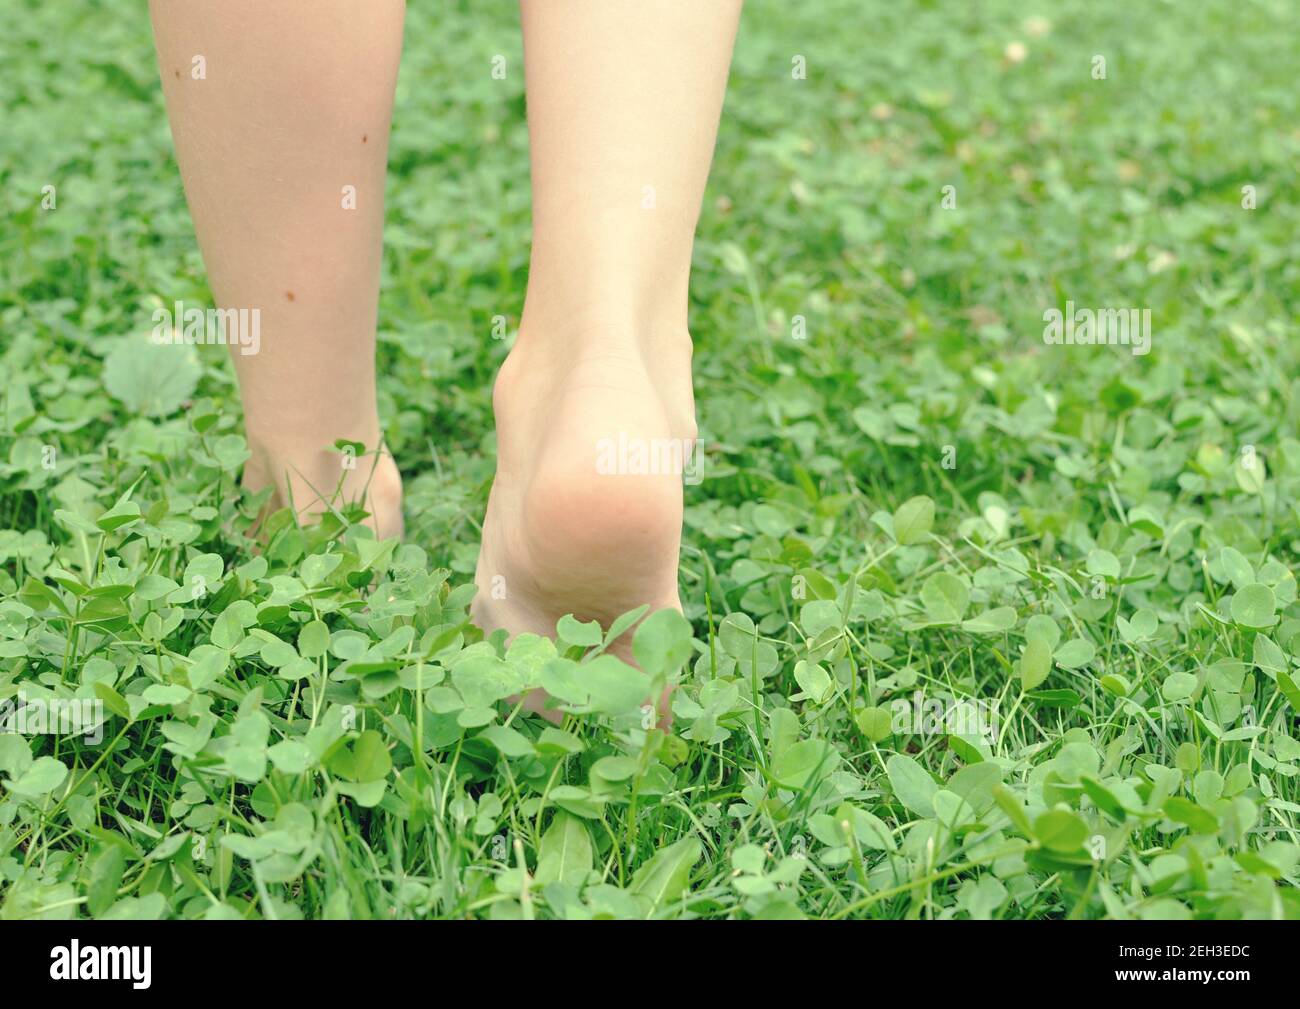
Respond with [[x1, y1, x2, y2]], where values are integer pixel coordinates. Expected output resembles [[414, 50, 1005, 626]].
[[149, 0, 406, 537], [475, 1, 742, 657]]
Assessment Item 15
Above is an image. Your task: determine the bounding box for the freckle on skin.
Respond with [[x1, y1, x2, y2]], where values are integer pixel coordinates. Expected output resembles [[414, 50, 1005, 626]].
[[362, 135, 368, 143], [286, 291, 295, 302]]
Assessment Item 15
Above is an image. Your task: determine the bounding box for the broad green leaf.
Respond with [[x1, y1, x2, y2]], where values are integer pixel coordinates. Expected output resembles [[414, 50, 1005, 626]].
[[327, 730, 391, 782], [1163, 796, 1219, 834], [1033, 809, 1088, 852], [992, 784, 1033, 836], [5, 755, 68, 798], [103, 336, 201, 417], [920, 571, 969, 623], [1117, 608, 1158, 641], [299, 552, 342, 588], [1025, 614, 1061, 650], [579, 655, 651, 716], [892, 495, 935, 545], [1086, 549, 1120, 579], [534, 813, 593, 886], [1080, 776, 1127, 820], [799, 599, 842, 637], [1234, 453, 1267, 494], [297, 620, 330, 659], [1019, 636, 1052, 690], [1230, 584, 1276, 629], [629, 837, 701, 912], [557, 613, 603, 649], [1162, 671, 1198, 702], [1218, 547, 1254, 590], [854, 705, 893, 742], [717, 612, 757, 657], [631, 607, 693, 676], [793, 660, 833, 703], [477, 725, 535, 759], [95, 499, 141, 533], [886, 754, 937, 818], [771, 739, 836, 791], [1054, 638, 1096, 669], [1278, 672, 1300, 711], [962, 606, 1016, 633], [452, 654, 523, 707], [87, 845, 128, 917]]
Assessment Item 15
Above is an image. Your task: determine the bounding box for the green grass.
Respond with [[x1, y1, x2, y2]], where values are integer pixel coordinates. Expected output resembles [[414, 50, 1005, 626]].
[[2, 0, 1299, 919]]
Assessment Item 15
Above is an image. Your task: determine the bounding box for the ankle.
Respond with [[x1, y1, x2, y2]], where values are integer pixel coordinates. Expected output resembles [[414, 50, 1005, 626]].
[[509, 315, 694, 380], [243, 432, 400, 513], [514, 289, 693, 357]]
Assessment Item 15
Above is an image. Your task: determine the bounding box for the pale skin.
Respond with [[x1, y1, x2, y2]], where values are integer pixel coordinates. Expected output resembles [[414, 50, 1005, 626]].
[[150, 0, 742, 715]]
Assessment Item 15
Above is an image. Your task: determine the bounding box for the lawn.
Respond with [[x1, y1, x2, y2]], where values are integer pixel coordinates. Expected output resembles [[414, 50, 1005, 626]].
[[1, 0, 1299, 919]]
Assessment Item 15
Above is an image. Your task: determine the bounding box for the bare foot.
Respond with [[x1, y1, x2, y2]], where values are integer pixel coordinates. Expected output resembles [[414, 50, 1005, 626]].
[[473, 325, 696, 712], [242, 439, 404, 540]]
